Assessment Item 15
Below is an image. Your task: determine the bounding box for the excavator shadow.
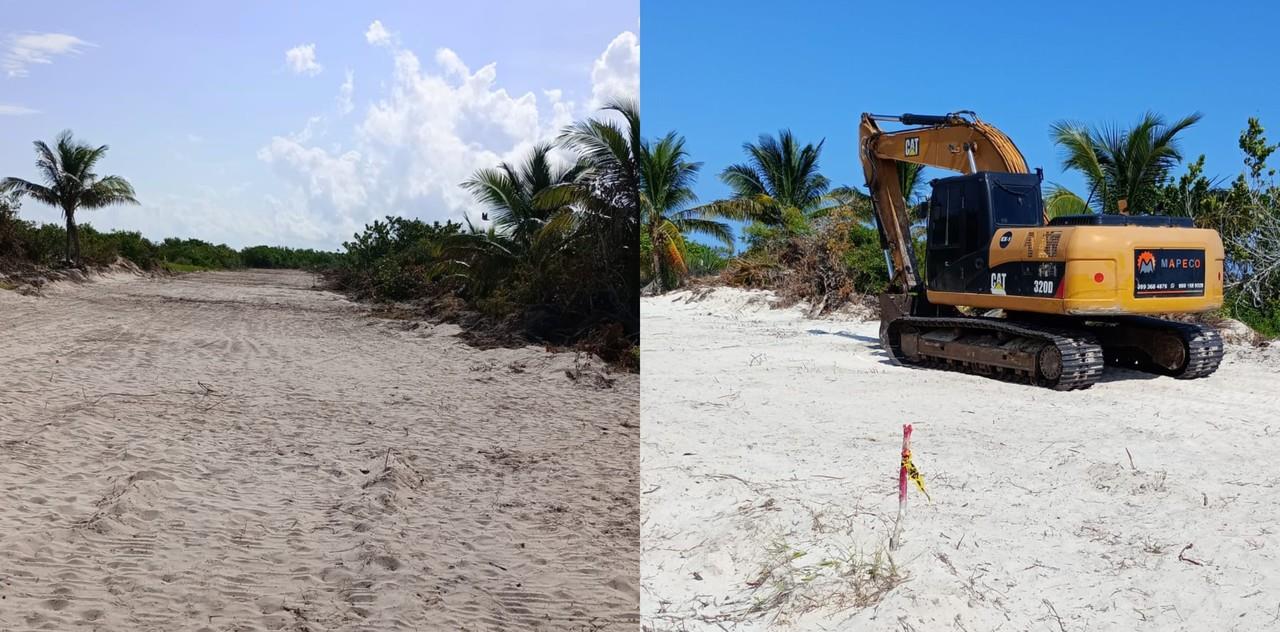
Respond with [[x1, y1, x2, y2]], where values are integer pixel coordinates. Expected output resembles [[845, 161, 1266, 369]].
[[805, 328, 897, 365], [1094, 366, 1162, 383]]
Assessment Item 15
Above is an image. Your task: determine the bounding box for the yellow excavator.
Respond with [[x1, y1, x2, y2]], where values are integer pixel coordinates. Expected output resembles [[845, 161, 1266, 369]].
[[859, 111, 1224, 389]]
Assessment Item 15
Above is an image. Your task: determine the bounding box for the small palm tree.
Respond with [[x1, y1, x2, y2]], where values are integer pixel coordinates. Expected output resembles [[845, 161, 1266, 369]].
[[704, 130, 830, 234], [2, 130, 138, 266], [641, 132, 732, 292], [1050, 112, 1201, 214], [462, 143, 585, 251]]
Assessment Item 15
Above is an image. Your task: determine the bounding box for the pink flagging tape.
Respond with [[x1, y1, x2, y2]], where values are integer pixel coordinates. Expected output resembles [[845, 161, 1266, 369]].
[[890, 424, 912, 550], [898, 423, 913, 502]]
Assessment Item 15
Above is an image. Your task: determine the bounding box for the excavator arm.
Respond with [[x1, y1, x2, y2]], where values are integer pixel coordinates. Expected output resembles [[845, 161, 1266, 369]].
[[858, 111, 1030, 293]]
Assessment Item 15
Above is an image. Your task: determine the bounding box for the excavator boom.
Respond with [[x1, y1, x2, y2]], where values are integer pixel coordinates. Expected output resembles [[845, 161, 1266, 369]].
[[859, 111, 1031, 292]]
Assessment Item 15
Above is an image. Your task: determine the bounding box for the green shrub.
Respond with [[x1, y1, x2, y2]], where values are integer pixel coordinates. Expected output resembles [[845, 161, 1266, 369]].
[[842, 223, 889, 295], [334, 217, 462, 301], [685, 241, 731, 276], [157, 237, 242, 269], [0, 213, 335, 275], [241, 244, 340, 269], [1225, 292, 1280, 337]]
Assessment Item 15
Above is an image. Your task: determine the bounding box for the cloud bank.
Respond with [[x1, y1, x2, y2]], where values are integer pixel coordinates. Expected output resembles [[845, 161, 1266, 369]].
[[591, 31, 639, 109], [256, 23, 639, 247]]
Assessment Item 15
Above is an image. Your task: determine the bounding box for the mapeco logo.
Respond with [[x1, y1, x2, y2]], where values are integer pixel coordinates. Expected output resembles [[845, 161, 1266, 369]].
[[1136, 251, 1156, 274]]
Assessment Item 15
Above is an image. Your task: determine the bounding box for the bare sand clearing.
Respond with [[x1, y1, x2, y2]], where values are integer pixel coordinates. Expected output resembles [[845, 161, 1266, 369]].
[[0, 269, 637, 631], [642, 287, 1280, 631]]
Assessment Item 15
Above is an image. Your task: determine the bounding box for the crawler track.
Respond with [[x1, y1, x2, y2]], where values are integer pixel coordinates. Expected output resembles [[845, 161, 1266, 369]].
[[883, 314, 1224, 389], [885, 316, 1105, 390], [1092, 316, 1224, 379]]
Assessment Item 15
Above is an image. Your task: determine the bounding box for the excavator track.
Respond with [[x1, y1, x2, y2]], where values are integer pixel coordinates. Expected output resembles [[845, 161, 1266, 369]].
[[1087, 316, 1224, 380], [885, 316, 1105, 390]]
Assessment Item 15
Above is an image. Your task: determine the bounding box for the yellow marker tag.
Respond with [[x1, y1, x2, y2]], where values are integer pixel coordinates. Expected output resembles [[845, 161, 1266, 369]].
[[902, 449, 931, 502]]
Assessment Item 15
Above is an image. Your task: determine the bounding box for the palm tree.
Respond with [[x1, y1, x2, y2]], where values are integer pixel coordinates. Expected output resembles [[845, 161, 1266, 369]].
[[640, 132, 732, 291], [703, 130, 830, 234], [548, 98, 642, 329], [1050, 112, 1201, 214], [462, 143, 586, 251], [2, 130, 138, 266], [452, 100, 644, 335]]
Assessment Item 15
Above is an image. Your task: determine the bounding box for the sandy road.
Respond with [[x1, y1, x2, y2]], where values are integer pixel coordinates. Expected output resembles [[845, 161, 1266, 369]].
[[642, 287, 1280, 631], [0, 269, 638, 631]]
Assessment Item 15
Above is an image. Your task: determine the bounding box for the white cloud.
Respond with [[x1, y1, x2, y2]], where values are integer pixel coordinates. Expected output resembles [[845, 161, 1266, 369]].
[[365, 20, 393, 47], [257, 137, 368, 215], [257, 27, 636, 245], [337, 70, 354, 114], [285, 43, 323, 76], [0, 104, 39, 115], [589, 31, 638, 109], [4, 32, 93, 78]]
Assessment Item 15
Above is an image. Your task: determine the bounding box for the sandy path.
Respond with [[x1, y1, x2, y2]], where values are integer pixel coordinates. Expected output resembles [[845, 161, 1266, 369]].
[[0, 270, 638, 631], [641, 287, 1280, 631]]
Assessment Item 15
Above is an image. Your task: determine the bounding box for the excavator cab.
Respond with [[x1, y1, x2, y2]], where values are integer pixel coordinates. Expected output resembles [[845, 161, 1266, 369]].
[[925, 171, 1044, 295]]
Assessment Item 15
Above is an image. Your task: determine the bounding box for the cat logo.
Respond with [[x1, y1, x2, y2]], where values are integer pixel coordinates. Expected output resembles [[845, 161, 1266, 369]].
[[990, 272, 1007, 295], [904, 137, 920, 157], [1136, 250, 1156, 274]]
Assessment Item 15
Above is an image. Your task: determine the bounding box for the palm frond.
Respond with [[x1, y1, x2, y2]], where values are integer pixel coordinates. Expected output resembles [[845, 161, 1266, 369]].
[[0, 177, 59, 207], [81, 175, 139, 208], [669, 214, 734, 248], [1044, 185, 1091, 219]]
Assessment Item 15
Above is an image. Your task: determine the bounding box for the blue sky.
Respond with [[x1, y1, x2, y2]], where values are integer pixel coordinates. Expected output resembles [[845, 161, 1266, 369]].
[[1, 1, 638, 249], [642, 0, 1280, 248]]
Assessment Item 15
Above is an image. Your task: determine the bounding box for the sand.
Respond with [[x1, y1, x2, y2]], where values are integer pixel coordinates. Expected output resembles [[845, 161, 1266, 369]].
[[0, 269, 638, 631], [641, 286, 1280, 631]]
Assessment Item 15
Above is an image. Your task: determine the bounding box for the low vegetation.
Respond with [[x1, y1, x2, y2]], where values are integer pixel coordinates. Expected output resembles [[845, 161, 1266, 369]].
[[744, 537, 904, 623], [0, 203, 336, 273]]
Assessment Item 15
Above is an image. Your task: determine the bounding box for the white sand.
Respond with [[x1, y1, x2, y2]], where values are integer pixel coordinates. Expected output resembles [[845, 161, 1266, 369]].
[[642, 286, 1280, 631], [0, 269, 638, 631]]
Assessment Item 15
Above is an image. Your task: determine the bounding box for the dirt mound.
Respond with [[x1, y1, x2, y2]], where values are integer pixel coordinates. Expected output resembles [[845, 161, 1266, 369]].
[[0, 258, 150, 295]]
